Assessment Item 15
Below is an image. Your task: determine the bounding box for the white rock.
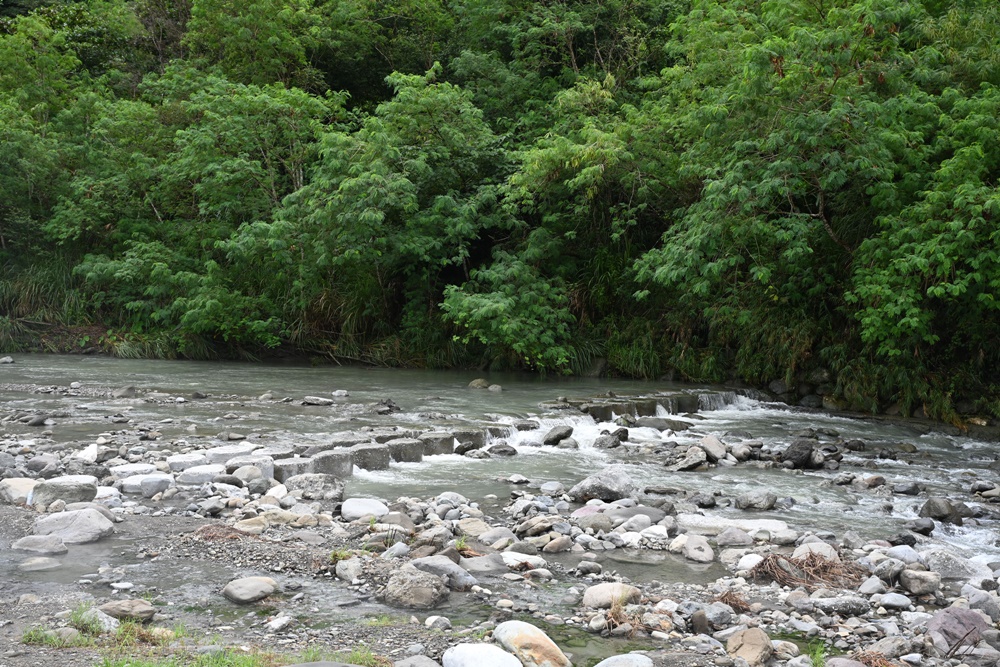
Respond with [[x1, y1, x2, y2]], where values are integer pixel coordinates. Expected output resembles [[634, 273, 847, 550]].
[[676, 513, 788, 536], [442, 643, 521, 667], [500, 552, 547, 569], [341, 497, 389, 521], [176, 464, 226, 485]]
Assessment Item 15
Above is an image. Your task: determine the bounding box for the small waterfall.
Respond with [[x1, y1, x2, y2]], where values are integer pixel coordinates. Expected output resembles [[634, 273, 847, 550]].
[[698, 391, 739, 411]]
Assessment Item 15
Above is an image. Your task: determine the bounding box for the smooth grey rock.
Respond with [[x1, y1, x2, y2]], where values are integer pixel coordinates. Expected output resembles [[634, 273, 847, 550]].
[[411, 555, 477, 591], [34, 508, 114, 544], [682, 535, 715, 563], [792, 541, 839, 561], [176, 464, 227, 485], [30, 475, 98, 508], [222, 576, 278, 604], [12, 534, 68, 555], [735, 491, 777, 511], [716, 527, 753, 547], [880, 592, 912, 610], [167, 453, 207, 471]]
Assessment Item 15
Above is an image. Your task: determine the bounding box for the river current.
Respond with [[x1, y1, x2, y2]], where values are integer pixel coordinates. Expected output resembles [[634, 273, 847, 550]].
[[3, 353, 997, 564]]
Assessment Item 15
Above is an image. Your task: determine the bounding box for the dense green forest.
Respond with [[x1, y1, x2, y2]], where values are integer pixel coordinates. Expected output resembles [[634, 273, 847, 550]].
[[1, 0, 998, 419]]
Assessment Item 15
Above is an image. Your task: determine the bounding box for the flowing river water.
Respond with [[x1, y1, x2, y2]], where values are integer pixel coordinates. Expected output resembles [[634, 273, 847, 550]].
[[2, 353, 999, 658]]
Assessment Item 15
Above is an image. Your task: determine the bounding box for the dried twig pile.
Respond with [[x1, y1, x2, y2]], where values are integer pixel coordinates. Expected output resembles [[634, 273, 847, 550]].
[[713, 590, 751, 612], [852, 650, 899, 667], [749, 552, 867, 591]]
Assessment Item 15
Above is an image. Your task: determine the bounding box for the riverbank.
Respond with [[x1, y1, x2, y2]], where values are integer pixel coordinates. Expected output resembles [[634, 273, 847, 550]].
[[2, 359, 1000, 666]]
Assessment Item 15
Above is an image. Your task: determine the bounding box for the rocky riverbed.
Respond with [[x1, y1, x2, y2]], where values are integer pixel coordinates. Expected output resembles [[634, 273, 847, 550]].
[[2, 357, 1000, 667]]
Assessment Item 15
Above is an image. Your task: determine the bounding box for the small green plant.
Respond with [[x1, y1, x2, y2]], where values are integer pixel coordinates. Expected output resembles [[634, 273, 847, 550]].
[[454, 535, 468, 551], [69, 603, 104, 636], [362, 614, 397, 627], [807, 640, 828, 667], [331, 646, 392, 667], [329, 548, 353, 564], [297, 646, 326, 662], [21, 626, 92, 648], [369, 515, 378, 529]]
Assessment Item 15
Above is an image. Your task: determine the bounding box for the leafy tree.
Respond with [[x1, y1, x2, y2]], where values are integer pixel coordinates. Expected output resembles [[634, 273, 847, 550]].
[[184, 0, 322, 89]]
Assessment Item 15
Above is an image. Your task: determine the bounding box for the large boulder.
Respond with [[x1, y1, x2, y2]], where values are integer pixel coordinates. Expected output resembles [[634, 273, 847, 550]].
[[222, 576, 278, 604], [30, 475, 98, 508], [34, 508, 114, 544], [492, 620, 571, 667], [442, 644, 521, 667], [727, 628, 774, 667], [781, 439, 820, 469], [380, 564, 449, 609], [925, 607, 990, 654], [569, 466, 638, 502]]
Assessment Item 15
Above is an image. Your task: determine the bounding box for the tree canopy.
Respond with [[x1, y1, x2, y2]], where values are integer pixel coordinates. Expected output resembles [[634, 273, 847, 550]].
[[1, 0, 998, 419]]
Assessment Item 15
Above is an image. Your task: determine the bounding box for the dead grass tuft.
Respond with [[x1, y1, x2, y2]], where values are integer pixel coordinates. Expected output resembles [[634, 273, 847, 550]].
[[192, 524, 256, 541]]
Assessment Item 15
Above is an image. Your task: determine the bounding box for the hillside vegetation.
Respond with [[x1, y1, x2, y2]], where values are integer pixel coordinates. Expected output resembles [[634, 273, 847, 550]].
[[1, 0, 998, 419]]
